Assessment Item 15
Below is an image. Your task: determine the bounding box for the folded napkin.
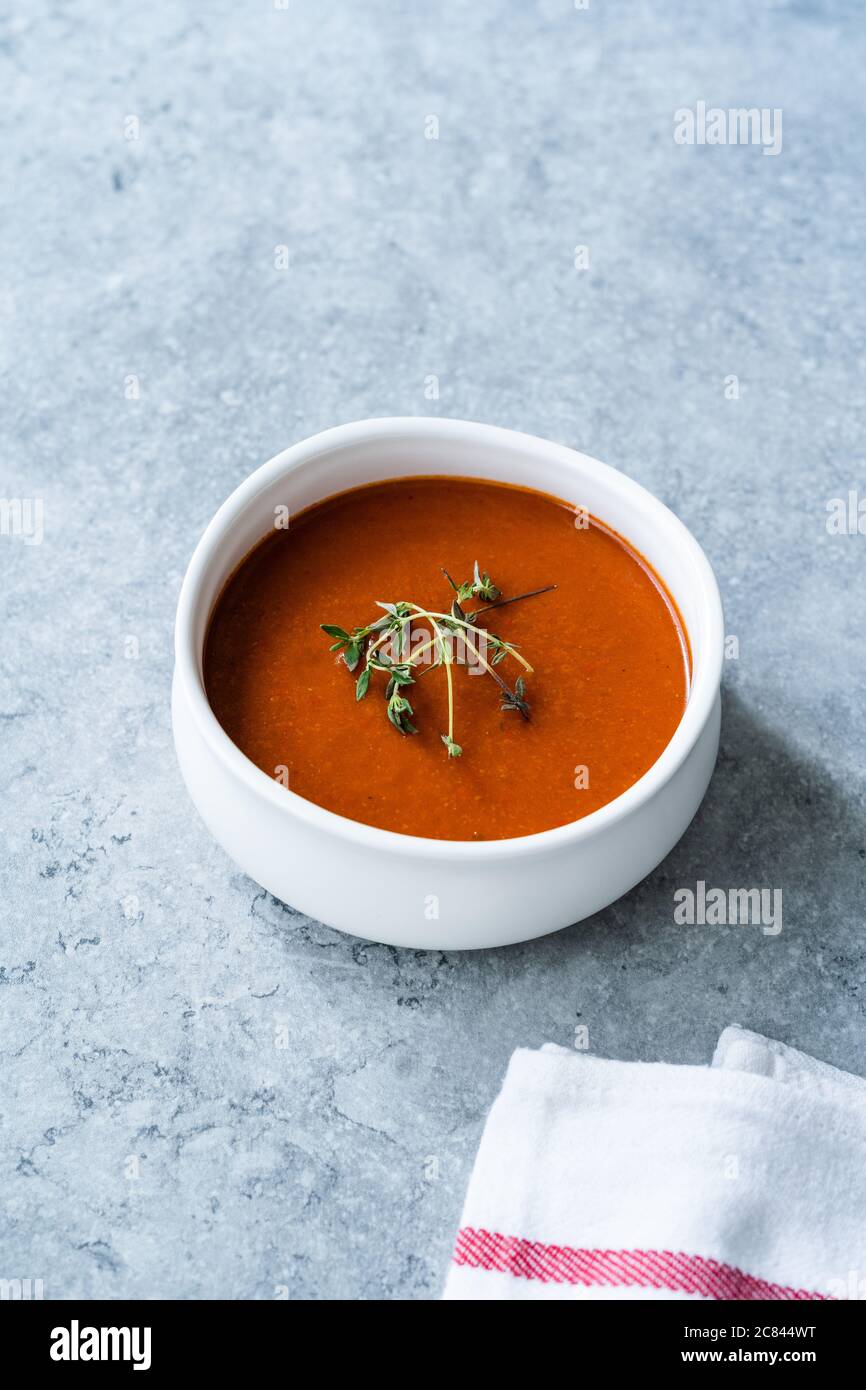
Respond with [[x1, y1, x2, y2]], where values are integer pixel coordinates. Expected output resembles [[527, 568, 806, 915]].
[[443, 1028, 866, 1300]]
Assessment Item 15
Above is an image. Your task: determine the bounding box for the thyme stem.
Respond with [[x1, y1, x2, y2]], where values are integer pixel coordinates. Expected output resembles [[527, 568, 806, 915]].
[[469, 584, 557, 619]]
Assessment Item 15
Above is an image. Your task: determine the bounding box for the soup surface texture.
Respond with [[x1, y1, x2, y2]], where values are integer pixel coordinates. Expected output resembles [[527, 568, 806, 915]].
[[205, 477, 689, 840]]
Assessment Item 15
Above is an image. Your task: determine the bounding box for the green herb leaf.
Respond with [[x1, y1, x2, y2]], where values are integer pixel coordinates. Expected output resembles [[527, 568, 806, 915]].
[[344, 641, 362, 672], [500, 672, 530, 718], [356, 667, 371, 700], [387, 689, 417, 735], [472, 560, 501, 602]]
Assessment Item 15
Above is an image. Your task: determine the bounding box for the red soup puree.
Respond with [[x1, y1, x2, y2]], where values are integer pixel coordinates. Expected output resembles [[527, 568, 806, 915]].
[[204, 477, 690, 840]]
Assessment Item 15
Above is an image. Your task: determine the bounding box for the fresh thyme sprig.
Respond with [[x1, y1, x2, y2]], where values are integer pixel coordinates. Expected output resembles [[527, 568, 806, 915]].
[[500, 675, 529, 716], [321, 565, 551, 757]]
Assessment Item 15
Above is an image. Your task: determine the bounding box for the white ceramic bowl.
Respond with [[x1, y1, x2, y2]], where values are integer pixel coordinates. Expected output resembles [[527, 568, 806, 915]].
[[173, 418, 723, 950]]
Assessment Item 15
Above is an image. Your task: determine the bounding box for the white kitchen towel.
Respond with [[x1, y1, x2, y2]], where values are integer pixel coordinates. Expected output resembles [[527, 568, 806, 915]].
[[443, 1029, 866, 1301]]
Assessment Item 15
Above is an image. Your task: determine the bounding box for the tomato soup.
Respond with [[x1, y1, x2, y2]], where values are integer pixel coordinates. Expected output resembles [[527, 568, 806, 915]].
[[204, 477, 689, 840]]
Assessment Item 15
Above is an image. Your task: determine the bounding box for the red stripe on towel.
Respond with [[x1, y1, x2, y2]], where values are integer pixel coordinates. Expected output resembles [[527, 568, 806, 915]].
[[453, 1228, 832, 1300]]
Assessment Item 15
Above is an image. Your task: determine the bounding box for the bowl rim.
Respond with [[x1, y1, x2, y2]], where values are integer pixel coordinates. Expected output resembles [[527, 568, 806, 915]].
[[174, 417, 724, 860]]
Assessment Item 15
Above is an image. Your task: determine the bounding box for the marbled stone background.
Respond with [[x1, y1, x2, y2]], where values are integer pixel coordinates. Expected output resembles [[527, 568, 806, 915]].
[[1, 0, 864, 1300]]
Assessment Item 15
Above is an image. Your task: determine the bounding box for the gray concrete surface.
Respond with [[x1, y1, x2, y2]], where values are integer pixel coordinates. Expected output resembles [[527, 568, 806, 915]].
[[1, 0, 864, 1300]]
